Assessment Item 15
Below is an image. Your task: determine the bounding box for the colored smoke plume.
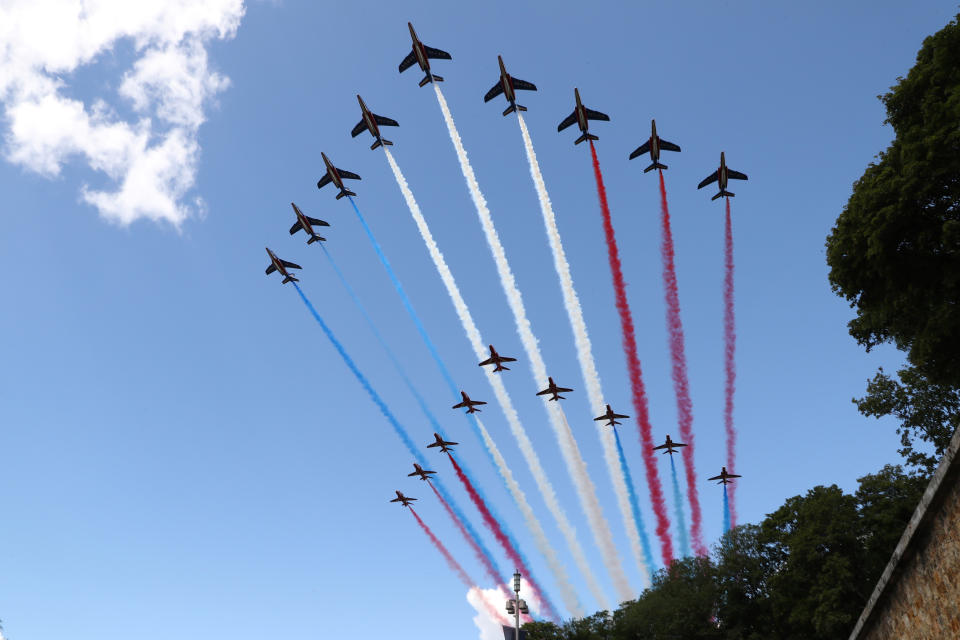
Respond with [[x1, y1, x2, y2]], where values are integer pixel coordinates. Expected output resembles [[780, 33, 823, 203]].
[[589, 140, 674, 563], [612, 427, 655, 570], [658, 170, 707, 556], [669, 454, 690, 557], [468, 579, 541, 640], [724, 198, 737, 527]]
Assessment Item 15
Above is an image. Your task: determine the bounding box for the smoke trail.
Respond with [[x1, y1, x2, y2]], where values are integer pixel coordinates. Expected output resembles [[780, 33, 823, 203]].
[[343, 195, 563, 618], [384, 146, 591, 614], [588, 141, 674, 564], [724, 199, 738, 527], [427, 481, 505, 593], [434, 85, 633, 602], [668, 455, 690, 558], [448, 453, 559, 622], [318, 244, 507, 587], [657, 171, 707, 556], [722, 485, 731, 534], [517, 112, 653, 585], [409, 507, 510, 625], [291, 283, 507, 601], [611, 427, 655, 569]]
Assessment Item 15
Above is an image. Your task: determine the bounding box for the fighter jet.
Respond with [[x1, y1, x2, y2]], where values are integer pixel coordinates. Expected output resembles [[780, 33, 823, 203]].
[[593, 404, 629, 427], [408, 463, 437, 481], [390, 490, 417, 507], [557, 88, 610, 145], [708, 466, 742, 485], [288, 202, 329, 245], [536, 377, 573, 401], [478, 344, 517, 372], [629, 119, 681, 173], [452, 391, 486, 413], [483, 55, 537, 117], [653, 435, 687, 456], [697, 152, 748, 200], [316, 152, 361, 200], [398, 22, 451, 87], [264, 247, 301, 284], [426, 433, 458, 453], [351, 95, 399, 150]]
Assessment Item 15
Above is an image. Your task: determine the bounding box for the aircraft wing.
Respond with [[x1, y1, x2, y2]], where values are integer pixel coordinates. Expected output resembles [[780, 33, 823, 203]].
[[512, 78, 537, 92], [728, 169, 749, 181], [659, 139, 681, 152], [452, 400, 468, 409], [653, 443, 667, 450], [556, 386, 573, 393], [484, 82, 504, 103], [317, 174, 332, 189], [478, 356, 496, 366], [629, 141, 650, 160], [307, 216, 330, 227], [557, 111, 577, 132], [374, 114, 399, 127], [698, 173, 718, 189], [281, 259, 302, 270], [612, 412, 628, 419], [265, 263, 277, 275], [289, 221, 303, 235], [338, 168, 362, 181], [585, 108, 610, 122], [351, 120, 368, 138], [707, 474, 722, 481], [399, 51, 417, 73], [535, 388, 551, 396], [424, 45, 451, 60], [501, 356, 517, 362]]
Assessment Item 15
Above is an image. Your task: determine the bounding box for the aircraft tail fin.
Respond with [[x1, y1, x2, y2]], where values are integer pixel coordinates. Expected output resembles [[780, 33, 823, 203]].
[[502, 104, 527, 116], [420, 73, 443, 87], [335, 189, 357, 200], [713, 190, 734, 201], [575, 132, 599, 145], [644, 162, 668, 173], [282, 275, 299, 284], [371, 138, 393, 150], [307, 235, 325, 245]]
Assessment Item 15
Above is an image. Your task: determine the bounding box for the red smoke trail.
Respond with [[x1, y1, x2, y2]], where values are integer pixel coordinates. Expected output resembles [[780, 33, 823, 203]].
[[723, 198, 738, 527], [447, 453, 559, 621], [428, 481, 511, 601], [658, 171, 708, 557], [589, 141, 674, 564], [409, 507, 509, 625]]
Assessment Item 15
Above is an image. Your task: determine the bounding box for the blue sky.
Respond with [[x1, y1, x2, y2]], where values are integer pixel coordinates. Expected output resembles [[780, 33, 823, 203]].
[[1, 2, 957, 639]]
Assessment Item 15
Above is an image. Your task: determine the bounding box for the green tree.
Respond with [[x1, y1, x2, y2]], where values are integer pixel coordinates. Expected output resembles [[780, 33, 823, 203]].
[[713, 524, 774, 640], [826, 14, 960, 386], [854, 464, 927, 580], [855, 366, 959, 474]]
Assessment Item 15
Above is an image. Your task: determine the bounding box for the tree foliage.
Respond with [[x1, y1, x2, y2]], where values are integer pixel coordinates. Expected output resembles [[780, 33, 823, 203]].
[[826, 14, 960, 386]]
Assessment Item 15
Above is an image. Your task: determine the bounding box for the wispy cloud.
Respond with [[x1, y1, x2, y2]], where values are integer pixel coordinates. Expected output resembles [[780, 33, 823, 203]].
[[0, 0, 245, 227]]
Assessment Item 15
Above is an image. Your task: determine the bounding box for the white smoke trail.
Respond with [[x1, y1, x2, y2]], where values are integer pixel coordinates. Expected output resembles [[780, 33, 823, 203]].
[[516, 113, 652, 588], [433, 85, 634, 602], [384, 147, 589, 615]]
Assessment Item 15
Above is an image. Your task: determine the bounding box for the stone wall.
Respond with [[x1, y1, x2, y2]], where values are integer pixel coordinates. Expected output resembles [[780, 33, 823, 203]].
[[848, 427, 960, 639]]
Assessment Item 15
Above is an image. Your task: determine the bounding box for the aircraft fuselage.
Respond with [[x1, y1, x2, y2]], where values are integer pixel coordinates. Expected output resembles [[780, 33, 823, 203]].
[[321, 153, 346, 191]]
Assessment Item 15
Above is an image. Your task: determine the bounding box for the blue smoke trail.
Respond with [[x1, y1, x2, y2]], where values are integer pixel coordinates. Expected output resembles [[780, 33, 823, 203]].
[[669, 455, 691, 557], [723, 484, 731, 534], [612, 428, 655, 572], [317, 244, 507, 582], [343, 198, 556, 614], [292, 283, 497, 574]]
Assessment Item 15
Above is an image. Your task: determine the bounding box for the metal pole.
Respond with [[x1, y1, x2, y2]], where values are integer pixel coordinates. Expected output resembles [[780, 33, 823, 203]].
[[514, 570, 521, 640]]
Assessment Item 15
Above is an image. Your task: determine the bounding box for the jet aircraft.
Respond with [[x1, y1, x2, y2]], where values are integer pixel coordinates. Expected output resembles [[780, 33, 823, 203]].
[[536, 377, 573, 401], [288, 202, 329, 245], [708, 466, 742, 484], [390, 490, 417, 507], [452, 391, 486, 413], [426, 433, 458, 453], [316, 152, 361, 200], [557, 88, 609, 144], [408, 463, 437, 481], [398, 22, 451, 87], [697, 152, 748, 200], [629, 119, 681, 172], [653, 435, 687, 456], [478, 344, 517, 372], [594, 404, 629, 427], [351, 95, 399, 150], [483, 56, 537, 116], [264, 247, 301, 284]]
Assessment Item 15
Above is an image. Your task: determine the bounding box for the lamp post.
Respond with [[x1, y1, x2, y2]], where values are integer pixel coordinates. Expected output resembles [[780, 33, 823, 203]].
[[505, 570, 529, 640]]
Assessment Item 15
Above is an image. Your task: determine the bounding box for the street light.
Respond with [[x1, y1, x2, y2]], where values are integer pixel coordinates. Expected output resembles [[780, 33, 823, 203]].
[[504, 570, 529, 640]]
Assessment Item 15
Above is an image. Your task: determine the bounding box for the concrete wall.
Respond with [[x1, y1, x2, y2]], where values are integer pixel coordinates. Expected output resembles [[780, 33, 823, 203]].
[[849, 427, 960, 639]]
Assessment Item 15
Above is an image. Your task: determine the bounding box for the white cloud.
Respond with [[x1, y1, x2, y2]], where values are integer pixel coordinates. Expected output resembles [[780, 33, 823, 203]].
[[0, 0, 245, 227], [468, 581, 543, 640]]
